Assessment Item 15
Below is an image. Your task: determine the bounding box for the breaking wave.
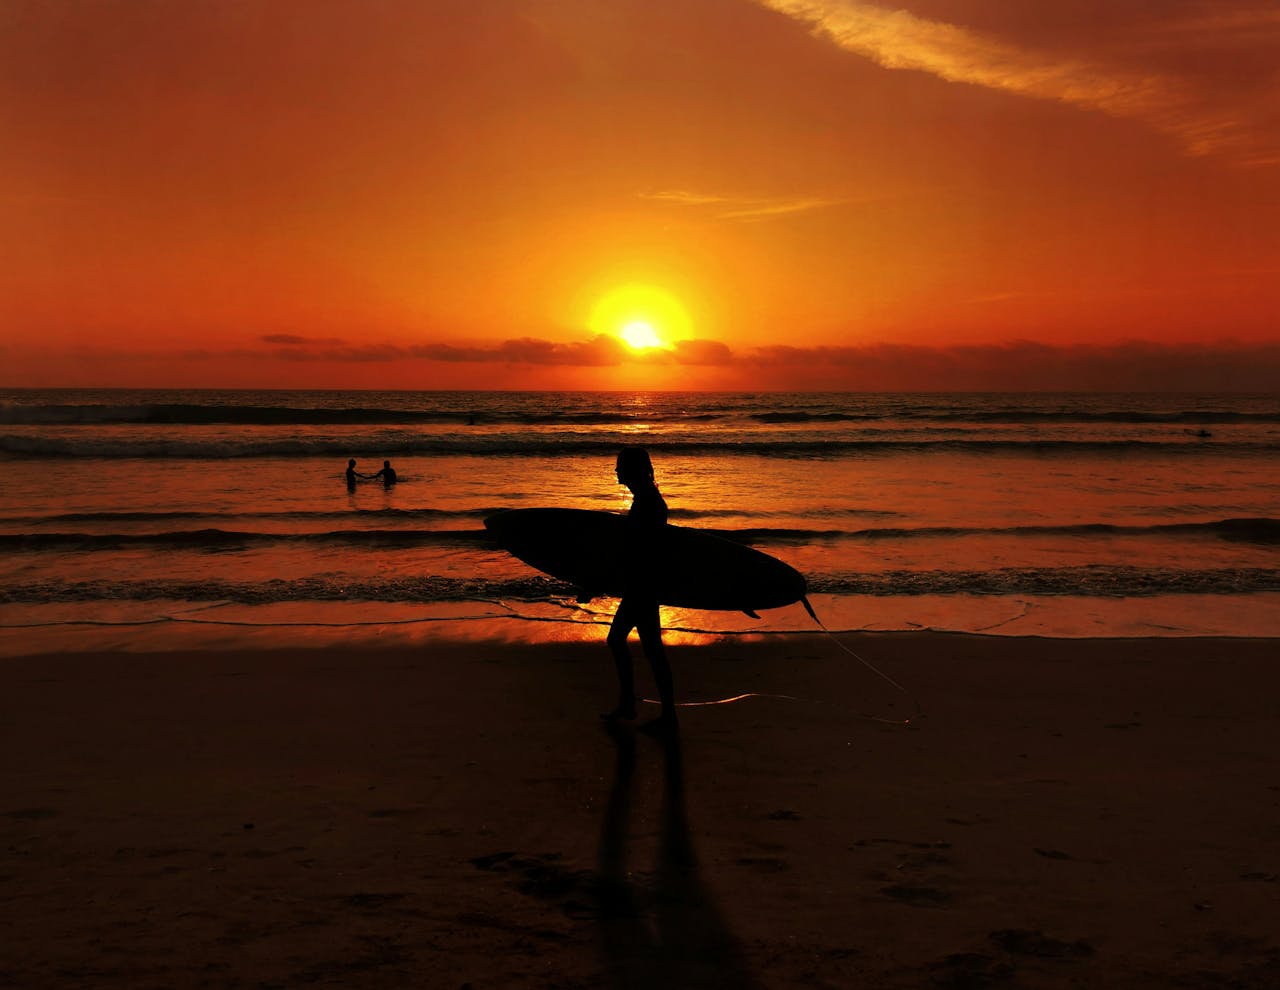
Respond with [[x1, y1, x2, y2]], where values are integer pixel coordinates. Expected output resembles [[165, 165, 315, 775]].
[[4, 398, 1276, 427], [3, 566, 1277, 605]]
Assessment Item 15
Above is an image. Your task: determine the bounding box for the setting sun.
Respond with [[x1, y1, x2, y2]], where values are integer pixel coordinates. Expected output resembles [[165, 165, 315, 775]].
[[588, 284, 693, 351], [619, 321, 663, 350]]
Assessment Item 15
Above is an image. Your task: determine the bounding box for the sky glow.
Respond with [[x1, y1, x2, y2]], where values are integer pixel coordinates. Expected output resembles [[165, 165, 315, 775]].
[[1, 0, 1277, 389]]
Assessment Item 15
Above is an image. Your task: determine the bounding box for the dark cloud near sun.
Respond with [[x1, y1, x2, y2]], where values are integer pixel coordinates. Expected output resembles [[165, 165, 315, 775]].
[[261, 334, 347, 346], [265, 334, 737, 368], [672, 339, 735, 366], [408, 335, 629, 367]]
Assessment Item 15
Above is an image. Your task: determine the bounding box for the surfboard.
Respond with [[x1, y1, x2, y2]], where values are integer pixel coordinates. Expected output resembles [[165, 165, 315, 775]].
[[484, 508, 808, 615]]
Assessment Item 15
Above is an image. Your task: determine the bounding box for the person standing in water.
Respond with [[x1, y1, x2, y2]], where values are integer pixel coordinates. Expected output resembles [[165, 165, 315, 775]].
[[371, 460, 397, 486], [605, 446, 677, 730], [345, 458, 364, 490]]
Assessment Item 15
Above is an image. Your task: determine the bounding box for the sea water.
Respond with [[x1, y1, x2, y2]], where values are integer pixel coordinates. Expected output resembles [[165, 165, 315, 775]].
[[1, 390, 1277, 653]]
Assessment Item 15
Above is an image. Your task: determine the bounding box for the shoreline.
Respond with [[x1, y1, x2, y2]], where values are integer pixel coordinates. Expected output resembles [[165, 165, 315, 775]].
[[5, 589, 1280, 658], [5, 625, 1280, 661], [4, 634, 1279, 987]]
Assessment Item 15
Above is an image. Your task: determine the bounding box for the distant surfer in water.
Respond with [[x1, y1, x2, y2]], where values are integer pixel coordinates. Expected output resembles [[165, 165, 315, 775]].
[[605, 446, 677, 731], [345, 458, 364, 490], [371, 460, 397, 486]]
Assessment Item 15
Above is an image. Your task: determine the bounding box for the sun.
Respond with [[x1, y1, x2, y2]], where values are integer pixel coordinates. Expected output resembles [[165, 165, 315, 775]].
[[620, 320, 663, 350], [588, 283, 693, 350]]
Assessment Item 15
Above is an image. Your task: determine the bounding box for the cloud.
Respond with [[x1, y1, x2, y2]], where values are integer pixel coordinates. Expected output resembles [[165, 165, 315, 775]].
[[673, 339, 734, 366], [254, 336, 625, 365], [407, 335, 630, 366], [267, 343, 402, 362], [639, 190, 735, 207], [639, 189, 843, 221], [260, 333, 346, 346], [257, 335, 1280, 388], [9, 336, 1280, 390], [756, 0, 1279, 165], [260, 334, 740, 368], [739, 339, 1280, 390]]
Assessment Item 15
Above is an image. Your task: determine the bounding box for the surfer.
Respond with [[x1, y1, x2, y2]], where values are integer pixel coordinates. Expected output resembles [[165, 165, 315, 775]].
[[605, 446, 677, 731], [345, 458, 365, 489], [371, 460, 397, 486]]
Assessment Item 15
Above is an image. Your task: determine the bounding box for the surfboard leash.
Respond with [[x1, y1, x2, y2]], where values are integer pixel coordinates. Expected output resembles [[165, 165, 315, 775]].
[[801, 596, 922, 727], [642, 597, 920, 726], [652, 692, 824, 709]]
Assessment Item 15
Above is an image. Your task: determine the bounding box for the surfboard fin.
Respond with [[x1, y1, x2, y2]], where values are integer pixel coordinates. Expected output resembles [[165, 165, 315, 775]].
[[800, 595, 819, 624], [742, 609, 760, 619]]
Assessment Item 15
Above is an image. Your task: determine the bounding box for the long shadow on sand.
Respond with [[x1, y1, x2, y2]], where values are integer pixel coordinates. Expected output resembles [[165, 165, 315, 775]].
[[596, 723, 759, 990]]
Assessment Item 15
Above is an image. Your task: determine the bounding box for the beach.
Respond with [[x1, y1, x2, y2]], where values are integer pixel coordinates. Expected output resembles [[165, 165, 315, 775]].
[[5, 632, 1278, 988]]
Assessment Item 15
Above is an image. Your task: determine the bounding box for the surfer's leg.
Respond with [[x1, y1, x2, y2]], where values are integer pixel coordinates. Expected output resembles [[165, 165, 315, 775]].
[[636, 601, 676, 727], [605, 601, 638, 720]]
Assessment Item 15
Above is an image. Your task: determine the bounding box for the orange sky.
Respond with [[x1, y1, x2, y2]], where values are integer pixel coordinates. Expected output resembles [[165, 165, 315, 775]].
[[2, 0, 1278, 389]]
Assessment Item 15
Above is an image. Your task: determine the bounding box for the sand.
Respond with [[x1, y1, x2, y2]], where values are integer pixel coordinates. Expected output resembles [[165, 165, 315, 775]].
[[3, 632, 1279, 988]]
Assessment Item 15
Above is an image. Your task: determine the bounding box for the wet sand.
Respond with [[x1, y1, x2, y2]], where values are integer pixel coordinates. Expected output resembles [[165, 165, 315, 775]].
[[3, 633, 1279, 988]]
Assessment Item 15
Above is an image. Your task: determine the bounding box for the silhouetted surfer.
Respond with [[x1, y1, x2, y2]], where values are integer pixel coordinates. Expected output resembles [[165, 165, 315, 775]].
[[605, 446, 677, 731], [345, 458, 364, 490], [371, 460, 397, 486]]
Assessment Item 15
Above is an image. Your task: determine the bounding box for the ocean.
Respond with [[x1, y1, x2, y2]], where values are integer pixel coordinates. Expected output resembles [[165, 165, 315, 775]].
[[1, 389, 1277, 653]]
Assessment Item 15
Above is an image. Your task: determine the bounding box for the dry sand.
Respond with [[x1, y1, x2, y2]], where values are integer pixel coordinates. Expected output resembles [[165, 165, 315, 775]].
[[3, 633, 1279, 988]]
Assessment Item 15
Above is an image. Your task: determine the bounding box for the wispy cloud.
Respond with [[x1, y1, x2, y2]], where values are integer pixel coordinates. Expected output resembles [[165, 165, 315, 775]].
[[756, 0, 1279, 165], [639, 189, 843, 221], [639, 191, 734, 208]]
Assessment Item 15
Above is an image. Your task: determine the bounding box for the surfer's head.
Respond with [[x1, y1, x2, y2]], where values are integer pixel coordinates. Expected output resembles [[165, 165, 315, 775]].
[[615, 446, 655, 488], [348, 459, 356, 467]]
